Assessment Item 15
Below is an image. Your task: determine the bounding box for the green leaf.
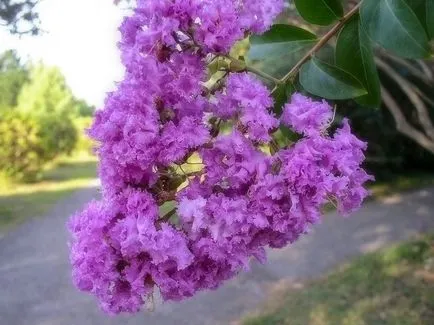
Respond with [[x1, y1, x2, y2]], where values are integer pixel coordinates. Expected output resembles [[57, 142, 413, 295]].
[[280, 125, 301, 142], [294, 0, 344, 26], [272, 82, 298, 116], [427, 0, 434, 38], [405, 0, 434, 39], [360, 0, 430, 58], [249, 24, 317, 60], [300, 58, 367, 100], [272, 84, 288, 116], [405, 0, 427, 30], [248, 25, 317, 79], [336, 15, 381, 107]]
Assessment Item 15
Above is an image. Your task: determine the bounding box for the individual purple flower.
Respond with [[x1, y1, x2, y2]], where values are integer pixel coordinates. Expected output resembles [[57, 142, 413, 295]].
[[200, 130, 269, 189], [158, 117, 210, 165], [239, 0, 285, 33], [214, 73, 279, 142], [282, 93, 333, 136], [194, 0, 244, 53]]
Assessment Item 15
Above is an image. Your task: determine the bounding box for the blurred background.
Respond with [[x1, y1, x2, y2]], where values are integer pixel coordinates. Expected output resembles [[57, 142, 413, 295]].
[[0, 1, 433, 325]]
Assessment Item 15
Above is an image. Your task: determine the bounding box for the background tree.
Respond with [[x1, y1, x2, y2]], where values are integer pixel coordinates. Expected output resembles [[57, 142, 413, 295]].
[[73, 98, 95, 117], [0, 0, 40, 35], [0, 50, 28, 110], [17, 63, 77, 116], [0, 51, 94, 181]]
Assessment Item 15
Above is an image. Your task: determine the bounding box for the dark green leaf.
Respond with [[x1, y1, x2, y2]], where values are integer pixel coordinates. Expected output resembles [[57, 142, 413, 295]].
[[249, 24, 317, 61], [360, 0, 430, 58], [249, 24, 317, 79], [272, 82, 298, 116], [427, 0, 434, 38], [272, 84, 288, 116], [405, 0, 427, 31], [300, 58, 367, 100], [280, 126, 301, 142], [336, 15, 381, 107], [294, 0, 344, 26]]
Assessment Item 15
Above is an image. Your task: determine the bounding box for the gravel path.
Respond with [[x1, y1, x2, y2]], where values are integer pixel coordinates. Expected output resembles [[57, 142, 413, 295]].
[[1, 186, 433, 325]]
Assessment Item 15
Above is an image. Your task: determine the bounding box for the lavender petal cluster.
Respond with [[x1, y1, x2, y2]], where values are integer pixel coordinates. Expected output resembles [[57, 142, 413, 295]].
[[68, 0, 372, 315]]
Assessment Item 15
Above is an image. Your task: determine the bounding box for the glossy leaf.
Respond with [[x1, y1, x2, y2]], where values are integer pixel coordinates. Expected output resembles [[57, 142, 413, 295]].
[[427, 0, 434, 38], [300, 58, 367, 100], [336, 15, 381, 107], [273, 85, 288, 116], [294, 0, 344, 26], [249, 25, 317, 78], [272, 82, 297, 116], [360, 0, 430, 58], [272, 84, 288, 116], [249, 24, 317, 61], [406, 0, 427, 30]]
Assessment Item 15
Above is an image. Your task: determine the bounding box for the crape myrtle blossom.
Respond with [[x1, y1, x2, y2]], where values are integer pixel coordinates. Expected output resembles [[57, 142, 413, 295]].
[[68, 0, 372, 315]]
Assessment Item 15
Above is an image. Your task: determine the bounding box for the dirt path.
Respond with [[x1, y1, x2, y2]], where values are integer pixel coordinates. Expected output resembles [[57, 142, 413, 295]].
[[1, 186, 433, 325]]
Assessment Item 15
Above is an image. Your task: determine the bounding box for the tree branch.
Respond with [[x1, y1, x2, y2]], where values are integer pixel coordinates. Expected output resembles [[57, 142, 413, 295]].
[[280, 2, 362, 84], [416, 60, 434, 81], [375, 57, 434, 142], [379, 51, 434, 86], [413, 87, 434, 108], [381, 86, 434, 155], [221, 2, 362, 89]]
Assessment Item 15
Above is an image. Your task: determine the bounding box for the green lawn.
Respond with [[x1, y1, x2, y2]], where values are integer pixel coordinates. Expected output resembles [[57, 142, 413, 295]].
[[369, 172, 434, 198], [0, 156, 97, 232], [242, 235, 434, 325]]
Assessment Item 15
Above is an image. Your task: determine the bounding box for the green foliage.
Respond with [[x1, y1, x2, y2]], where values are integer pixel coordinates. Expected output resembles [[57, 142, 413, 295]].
[[272, 83, 292, 115], [74, 99, 95, 117], [248, 0, 433, 106], [17, 64, 76, 116], [0, 50, 29, 110], [360, 0, 430, 59], [300, 57, 367, 99], [427, 1, 434, 38], [0, 111, 79, 182], [249, 24, 317, 78], [335, 15, 381, 107], [16, 63, 94, 117], [0, 53, 94, 181], [37, 114, 78, 160], [249, 24, 317, 60], [294, 0, 344, 26], [0, 111, 45, 181], [73, 117, 95, 155]]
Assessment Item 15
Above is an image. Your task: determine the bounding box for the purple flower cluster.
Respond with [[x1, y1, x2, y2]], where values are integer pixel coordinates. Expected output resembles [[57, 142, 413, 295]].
[[68, 0, 372, 315], [214, 73, 279, 142]]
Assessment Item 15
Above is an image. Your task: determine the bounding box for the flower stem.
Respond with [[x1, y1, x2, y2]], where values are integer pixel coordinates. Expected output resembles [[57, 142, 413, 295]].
[[160, 208, 177, 222], [224, 54, 283, 85]]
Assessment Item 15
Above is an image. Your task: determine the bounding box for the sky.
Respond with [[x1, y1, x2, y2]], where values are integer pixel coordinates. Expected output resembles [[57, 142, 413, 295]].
[[0, 0, 128, 107]]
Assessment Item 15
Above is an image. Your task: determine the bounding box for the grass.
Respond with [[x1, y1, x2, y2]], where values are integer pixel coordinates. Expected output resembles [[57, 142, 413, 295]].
[[369, 172, 434, 198], [0, 156, 97, 232], [242, 235, 434, 325]]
